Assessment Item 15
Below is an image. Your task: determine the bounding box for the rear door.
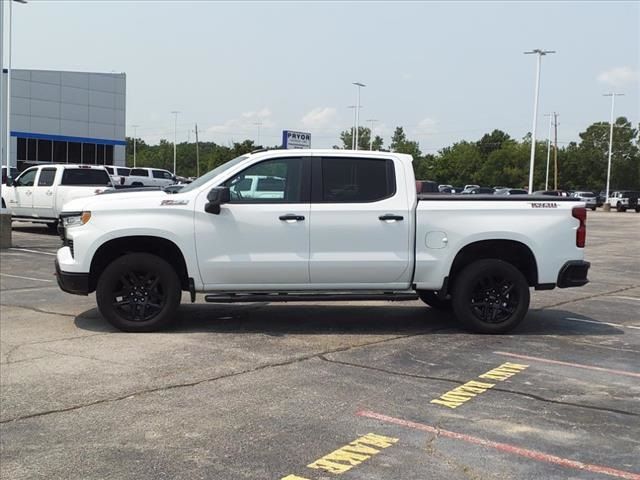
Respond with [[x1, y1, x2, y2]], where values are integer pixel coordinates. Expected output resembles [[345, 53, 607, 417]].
[[32, 167, 58, 219], [309, 156, 412, 287], [10, 167, 38, 216]]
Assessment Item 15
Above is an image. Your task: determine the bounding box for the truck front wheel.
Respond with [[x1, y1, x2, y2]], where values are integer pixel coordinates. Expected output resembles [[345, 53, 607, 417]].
[[417, 290, 452, 310], [96, 253, 181, 332], [452, 259, 529, 334]]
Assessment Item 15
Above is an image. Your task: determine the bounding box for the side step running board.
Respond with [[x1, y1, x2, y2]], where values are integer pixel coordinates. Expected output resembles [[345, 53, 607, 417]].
[[204, 292, 418, 303]]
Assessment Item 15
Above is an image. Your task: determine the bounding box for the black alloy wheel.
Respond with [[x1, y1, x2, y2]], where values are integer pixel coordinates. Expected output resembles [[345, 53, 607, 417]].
[[96, 253, 181, 332], [452, 259, 529, 334]]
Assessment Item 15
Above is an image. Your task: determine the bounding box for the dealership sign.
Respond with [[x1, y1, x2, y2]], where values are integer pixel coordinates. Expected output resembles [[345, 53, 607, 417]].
[[282, 130, 311, 149]]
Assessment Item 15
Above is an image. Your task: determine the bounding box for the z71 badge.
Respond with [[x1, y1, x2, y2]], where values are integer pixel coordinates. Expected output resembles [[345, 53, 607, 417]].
[[160, 199, 189, 206], [530, 202, 558, 208]]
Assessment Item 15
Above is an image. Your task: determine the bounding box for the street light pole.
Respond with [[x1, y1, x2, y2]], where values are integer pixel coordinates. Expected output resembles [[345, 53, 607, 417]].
[[352, 82, 365, 150], [367, 119, 378, 150], [171, 111, 179, 175], [524, 49, 555, 193], [347, 106, 357, 149], [1, 0, 5, 172], [603, 93, 624, 200], [543, 113, 552, 190]]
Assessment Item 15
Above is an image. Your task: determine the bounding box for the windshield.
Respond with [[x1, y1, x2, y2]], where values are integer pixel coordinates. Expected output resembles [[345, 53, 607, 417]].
[[179, 155, 250, 194]]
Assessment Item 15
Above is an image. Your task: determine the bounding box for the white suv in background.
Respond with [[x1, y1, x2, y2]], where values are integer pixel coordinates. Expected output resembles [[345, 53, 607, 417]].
[[125, 168, 176, 187], [105, 166, 131, 186]]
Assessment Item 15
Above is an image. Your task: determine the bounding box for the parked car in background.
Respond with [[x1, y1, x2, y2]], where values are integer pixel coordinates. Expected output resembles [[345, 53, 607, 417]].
[[105, 166, 131, 186], [495, 188, 528, 195], [125, 168, 176, 187], [438, 184, 452, 192], [533, 190, 571, 197], [463, 184, 479, 192], [1, 164, 113, 229], [462, 187, 495, 195], [596, 191, 606, 207], [416, 180, 439, 194], [607, 191, 640, 212], [571, 191, 597, 210]]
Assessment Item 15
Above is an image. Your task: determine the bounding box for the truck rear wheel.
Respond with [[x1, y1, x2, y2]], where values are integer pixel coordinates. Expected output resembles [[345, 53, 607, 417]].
[[417, 290, 452, 310], [452, 259, 529, 334], [96, 253, 181, 332]]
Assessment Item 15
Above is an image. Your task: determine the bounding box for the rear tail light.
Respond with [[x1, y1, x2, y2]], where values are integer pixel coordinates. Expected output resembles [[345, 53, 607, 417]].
[[572, 206, 586, 248]]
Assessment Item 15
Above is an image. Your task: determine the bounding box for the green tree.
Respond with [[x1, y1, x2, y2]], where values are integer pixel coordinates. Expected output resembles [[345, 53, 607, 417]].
[[390, 127, 421, 158], [338, 127, 383, 150], [476, 129, 511, 158]]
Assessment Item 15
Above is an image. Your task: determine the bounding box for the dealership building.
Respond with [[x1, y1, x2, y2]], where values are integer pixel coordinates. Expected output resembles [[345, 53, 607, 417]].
[[1, 68, 126, 171]]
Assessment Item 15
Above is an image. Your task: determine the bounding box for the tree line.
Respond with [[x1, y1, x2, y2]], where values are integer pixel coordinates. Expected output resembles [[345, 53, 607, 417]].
[[125, 117, 639, 191]]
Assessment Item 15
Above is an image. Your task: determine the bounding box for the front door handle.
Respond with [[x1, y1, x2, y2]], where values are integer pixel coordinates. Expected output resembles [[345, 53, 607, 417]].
[[279, 214, 305, 222], [46, 190, 53, 196], [379, 214, 404, 221], [25, 191, 33, 196]]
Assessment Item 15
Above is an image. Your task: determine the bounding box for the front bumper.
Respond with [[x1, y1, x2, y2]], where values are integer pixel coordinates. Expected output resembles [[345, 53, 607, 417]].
[[55, 259, 90, 295], [557, 260, 590, 288]]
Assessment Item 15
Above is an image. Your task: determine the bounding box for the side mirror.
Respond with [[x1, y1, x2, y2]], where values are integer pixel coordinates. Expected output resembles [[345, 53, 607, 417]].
[[6, 177, 14, 187], [205, 186, 230, 215]]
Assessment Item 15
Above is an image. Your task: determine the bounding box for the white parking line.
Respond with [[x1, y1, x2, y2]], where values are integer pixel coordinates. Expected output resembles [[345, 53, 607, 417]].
[[565, 317, 640, 330], [608, 296, 640, 302], [0, 273, 54, 283], [8, 248, 57, 256]]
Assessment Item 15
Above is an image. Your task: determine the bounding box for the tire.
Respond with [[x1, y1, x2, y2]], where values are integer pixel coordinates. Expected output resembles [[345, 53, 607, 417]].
[[635, 207, 640, 213], [621, 207, 627, 212], [616, 203, 623, 212], [451, 259, 530, 334], [417, 290, 452, 310], [96, 253, 181, 332], [590, 207, 596, 211]]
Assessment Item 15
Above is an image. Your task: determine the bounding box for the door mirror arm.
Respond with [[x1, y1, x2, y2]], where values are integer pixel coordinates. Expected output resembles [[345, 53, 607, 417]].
[[6, 177, 14, 187], [205, 186, 230, 215]]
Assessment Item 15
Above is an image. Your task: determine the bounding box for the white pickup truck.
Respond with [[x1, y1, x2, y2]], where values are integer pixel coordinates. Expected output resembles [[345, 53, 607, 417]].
[[55, 149, 590, 333], [1, 164, 113, 230]]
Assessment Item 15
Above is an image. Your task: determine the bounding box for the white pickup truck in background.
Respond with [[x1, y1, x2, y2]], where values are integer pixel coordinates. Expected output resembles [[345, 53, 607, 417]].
[[56, 149, 590, 333], [1, 164, 113, 230], [125, 167, 176, 187]]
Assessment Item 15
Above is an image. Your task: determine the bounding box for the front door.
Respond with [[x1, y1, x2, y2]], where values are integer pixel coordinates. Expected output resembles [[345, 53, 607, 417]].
[[195, 156, 311, 289], [309, 156, 412, 287], [10, 167, 38, 217]]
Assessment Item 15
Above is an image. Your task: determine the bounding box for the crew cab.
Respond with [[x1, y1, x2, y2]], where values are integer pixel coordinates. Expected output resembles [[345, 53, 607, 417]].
[[2, 164, 113, 229], [55, 149, 590, 333], [607, 191, 640, 212], [125, 167, 176, 187]]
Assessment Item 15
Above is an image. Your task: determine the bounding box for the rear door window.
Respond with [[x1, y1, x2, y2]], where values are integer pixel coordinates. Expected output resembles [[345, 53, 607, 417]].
[[319, 157, 395, 203], [37, 168, 57, 187], [130, 169, 149, 177], [60, 169, 111, 186]]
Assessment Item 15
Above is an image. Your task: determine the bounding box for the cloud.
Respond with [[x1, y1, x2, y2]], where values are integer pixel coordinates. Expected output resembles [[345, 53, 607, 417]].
[[301, 107, 338, 129], [206, 108, 274, 136], [597, 66, 639, 88], [415, 117, 438, 135]]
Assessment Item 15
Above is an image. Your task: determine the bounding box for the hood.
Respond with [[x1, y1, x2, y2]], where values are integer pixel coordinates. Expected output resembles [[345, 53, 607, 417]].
[[61, 189, 172, 213]]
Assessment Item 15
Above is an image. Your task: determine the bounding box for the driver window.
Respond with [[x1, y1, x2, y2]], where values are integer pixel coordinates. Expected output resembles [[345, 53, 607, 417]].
[[224, 158, 303, 203], [16, 169, 38, 187]]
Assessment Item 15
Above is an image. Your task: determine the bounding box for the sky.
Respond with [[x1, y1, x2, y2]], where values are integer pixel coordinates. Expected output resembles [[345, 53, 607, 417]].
[[6, 0, 640, 151]]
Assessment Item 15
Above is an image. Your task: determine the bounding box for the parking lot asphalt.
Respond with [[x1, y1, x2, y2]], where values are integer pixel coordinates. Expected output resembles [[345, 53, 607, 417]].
[[1, 210, 639, 480]]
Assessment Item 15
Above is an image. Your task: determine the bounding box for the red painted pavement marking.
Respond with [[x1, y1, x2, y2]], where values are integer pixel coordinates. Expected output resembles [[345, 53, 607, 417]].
[[357, 410, 640, 480], [494, 351, 640, 379]]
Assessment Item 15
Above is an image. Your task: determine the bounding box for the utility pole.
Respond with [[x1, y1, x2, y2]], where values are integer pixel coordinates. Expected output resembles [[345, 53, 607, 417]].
[[543, 114, 552, 190], [553, 112, 559, 190], [352, 82, 366, 150], [170, 111, 180, 175], [131, 124, 139, 168], [367, 119, 378, 150], [194, 123, 200, 178], [603, 93, 624, 200], [524, 49, 555, 193]]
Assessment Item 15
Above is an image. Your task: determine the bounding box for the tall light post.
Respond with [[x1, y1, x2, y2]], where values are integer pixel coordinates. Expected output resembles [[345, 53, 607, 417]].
[[253, 121, 262, 146], [367, 119, 378, 150], [603, 93, 624, 200], [131, 124, 139, 167], [352, 82, 365, 150], [170, 111, 179, 175], [543, 113, 553, 190], [347, 105, 357, 149], [524, 49, 555, 193], [3, 0, 28, 173]]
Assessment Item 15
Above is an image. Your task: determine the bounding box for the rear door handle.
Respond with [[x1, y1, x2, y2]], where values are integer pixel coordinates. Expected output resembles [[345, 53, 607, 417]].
[[379, 214, 404, 221], [279, 214, 305, 222]]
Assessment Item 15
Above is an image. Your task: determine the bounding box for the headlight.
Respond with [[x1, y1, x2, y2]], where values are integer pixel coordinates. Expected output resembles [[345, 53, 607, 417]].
[[62, 211, 91, 227]]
